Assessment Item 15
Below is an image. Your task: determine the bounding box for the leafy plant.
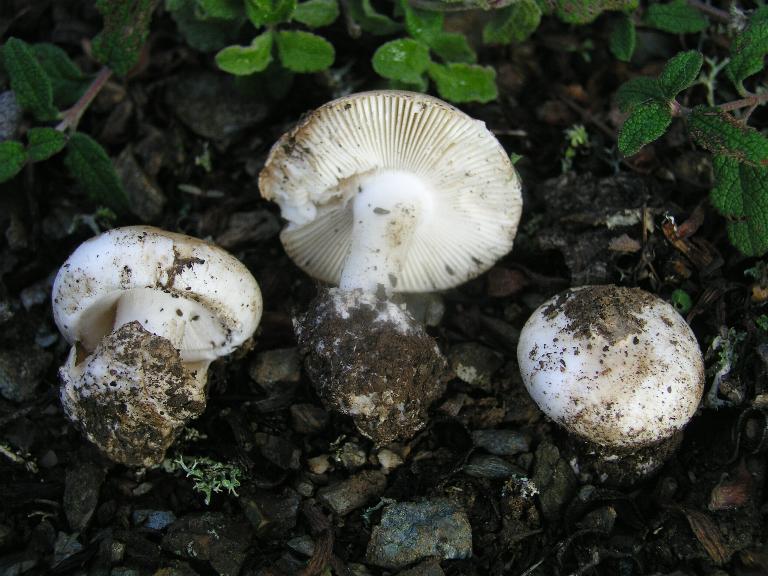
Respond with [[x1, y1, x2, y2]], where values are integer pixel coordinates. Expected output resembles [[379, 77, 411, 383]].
[[176, 456, 243, 505], [0, 3, 155, 212], [615, 2, 768, 259]]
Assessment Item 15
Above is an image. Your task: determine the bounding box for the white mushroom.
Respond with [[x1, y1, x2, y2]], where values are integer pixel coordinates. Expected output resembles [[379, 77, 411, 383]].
[[52, 226, 262, 466], [259, 91, 523, 443], [517, 285, 705, 480], [259, 90, 523, 294]]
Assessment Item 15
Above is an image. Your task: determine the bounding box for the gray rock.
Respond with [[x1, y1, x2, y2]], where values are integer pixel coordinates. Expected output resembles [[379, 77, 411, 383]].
[[286, 534, 315, 557], [0, 91, 21, 141], [166, 71, 269, 143], [471, 429, 530, 456], [448, 343, 503, 391], [241, 487, 300, 536], [532, 442, 577, 522], [161, 512, 252, 576], [64, 460, 105, 531], [397, 559, 445, 576], [402, 293, 445, 327], [114, 147, 166, 222], [215, 210, 281, 249], [291, 403, 329, 434], [132, 510, 177, 531], [0, 346, 52, 403], [249, 348, 301, 387], [256, 433, 300, 470], [366, 499, 472, 569], [463, 454, 525, 479], [53, 532, 83, 566], [316, 470, 387, 516]]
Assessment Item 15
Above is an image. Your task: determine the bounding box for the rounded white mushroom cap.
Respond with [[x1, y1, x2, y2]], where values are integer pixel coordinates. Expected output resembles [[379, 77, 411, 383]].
[[52, 226, 262, 363], [259, 90, 523, 293], [517, 285, 704, 450]]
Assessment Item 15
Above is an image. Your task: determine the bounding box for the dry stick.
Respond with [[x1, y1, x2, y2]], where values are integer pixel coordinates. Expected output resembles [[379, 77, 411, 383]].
[[296, 501, 336, 576], [55, 66, 113, 132], [686, 0, 731, 23], [718, 92, 768, 113]]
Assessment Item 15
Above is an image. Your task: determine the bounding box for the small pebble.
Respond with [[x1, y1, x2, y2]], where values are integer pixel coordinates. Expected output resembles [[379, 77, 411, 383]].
[[316, 470, 387, 516], [471, 429, 530, 456]]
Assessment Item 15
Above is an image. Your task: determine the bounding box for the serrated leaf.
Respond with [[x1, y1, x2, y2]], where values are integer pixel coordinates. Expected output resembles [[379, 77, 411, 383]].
[[618, 101, 672, 156], [553, 0, 638, 24], [615, 76, 663, 112], [92, 0, 157, 76], [292, 0, 339, 27], [196, 0, 243, 18], [609, 14, 635, 62], [27, 127, 67, 162], [32, 44, 90, 108], [643, 0, 708, 33], [688, 107, 768, 168], [2, 37, 57, 121], [345, 0, 402, 35], [726, 17, 768, 94], [711, 155, 768, 256], [429, 33, 476, 63], [0, 140, 26, 183], [372, 39, 431, 84], [64, 132, 129, 214], [246, 0, 297, 26], [427, 62, 497, 104], [275, 30, 334, 72], [166, 0, 244, 52], [658, 50, 703, 99], [483, 0, 542, 45], [215, 32, 273, 75]]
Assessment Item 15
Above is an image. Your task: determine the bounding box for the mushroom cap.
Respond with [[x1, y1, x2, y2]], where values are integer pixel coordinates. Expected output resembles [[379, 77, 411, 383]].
[[259, 90, 523, 292], [52, 226, 262, 363], [517, 285, 704, 450]]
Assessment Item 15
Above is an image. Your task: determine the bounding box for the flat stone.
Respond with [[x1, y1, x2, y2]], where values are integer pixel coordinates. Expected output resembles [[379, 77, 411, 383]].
[[0, 91, 21, 141], [249, 348, 301, 386], [448, 343, 503, 391], [290, 403, 329, 435], [64, 460, 105, 531], [0, 346, 52, 403], [471, 429, 530, 456], [397, 559, 445, 576], [316, 470, 387, 516], [366, 499, 472, 569], [241, 487, 300, 536], [132, 510, 177, 531], [532, 442, 577, 522], [114, 146, 166, 222]]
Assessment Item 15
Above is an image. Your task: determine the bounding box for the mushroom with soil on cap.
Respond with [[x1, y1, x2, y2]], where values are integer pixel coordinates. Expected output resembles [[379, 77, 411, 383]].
[[516, 284, 705, 484], [259, 90, 523, 443], [52, 226, 262, 466]]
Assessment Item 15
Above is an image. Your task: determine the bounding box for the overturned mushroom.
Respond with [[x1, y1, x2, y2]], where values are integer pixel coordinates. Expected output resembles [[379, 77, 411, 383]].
[[52, 226, 262, 466], [260, 91, 523, 443], [517, 285, 705, 483]]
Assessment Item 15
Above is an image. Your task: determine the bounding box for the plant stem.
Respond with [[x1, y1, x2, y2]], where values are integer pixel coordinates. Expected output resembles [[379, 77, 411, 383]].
[[718, 92, 768, 112], [55, 66, 113, 132], [686, 0, 731, 23]]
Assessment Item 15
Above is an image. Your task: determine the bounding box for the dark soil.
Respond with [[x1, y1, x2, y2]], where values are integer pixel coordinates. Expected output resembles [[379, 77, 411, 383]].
[[1, 2, 767, 576]]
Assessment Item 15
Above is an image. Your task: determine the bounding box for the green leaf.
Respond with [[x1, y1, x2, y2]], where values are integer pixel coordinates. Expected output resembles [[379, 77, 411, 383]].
[[372, 38, 431, 84], [615, 76, 663, 112], [427, 33, 476, 63], [553, 0, 638, 24], [688, 107, 768, 168], [643, 0, 708, 33], [402, 0, 443, 43], [246, 0, 297, 26], [0, 141, 26, 183], [345, 0, 402, 36], [2, 37, 58, 121], [483, 0, 542, 45], [658, 50, 703, 99], [64, 132, 130, 214], [26, 127, 67, 162], [292, 0, 339, 27], [617, 101, 672, 156], [609, 14, 635, 62], [31, 44, 90, 108], [196, 0, 243, 18], [275, 31, 334, 72], [427, 62, 498, 104], [387, 75, 429, 93], [92, 0, 156, 76], [166, 0, 244, 52], [215, 32, 273, 75], [726, 17, 768, 94], [711, 155, 768, 256]]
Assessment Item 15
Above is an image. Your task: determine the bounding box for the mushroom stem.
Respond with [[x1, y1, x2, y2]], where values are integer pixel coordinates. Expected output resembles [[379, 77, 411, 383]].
[[112, 288, 227, 363], [339, 170, 433, 293]]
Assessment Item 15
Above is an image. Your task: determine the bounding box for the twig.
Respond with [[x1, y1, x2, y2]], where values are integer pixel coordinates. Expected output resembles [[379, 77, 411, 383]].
[[296, 500, 336, 576], [686, 0, 730, 23], [717, 92, 768, 113], [55, 66, 113, 132]]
